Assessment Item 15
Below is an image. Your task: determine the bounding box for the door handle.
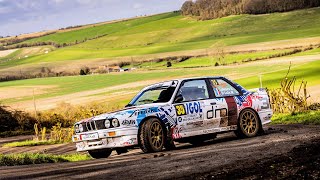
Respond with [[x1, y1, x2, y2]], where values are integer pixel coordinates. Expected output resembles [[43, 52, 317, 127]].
[[210, 102, 216, 105]]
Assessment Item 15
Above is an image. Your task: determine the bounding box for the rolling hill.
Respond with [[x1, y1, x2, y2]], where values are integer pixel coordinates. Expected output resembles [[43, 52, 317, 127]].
[[0, 7, 320, 111], [1, 7, 320, 73]]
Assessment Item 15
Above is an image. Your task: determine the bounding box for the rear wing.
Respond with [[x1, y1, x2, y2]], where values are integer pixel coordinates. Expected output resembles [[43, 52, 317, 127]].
[[248, 88, 269, 96]]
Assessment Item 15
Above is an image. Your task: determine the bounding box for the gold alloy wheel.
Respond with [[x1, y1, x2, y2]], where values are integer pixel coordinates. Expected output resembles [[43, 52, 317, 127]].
[[240, 110, 258, 135], [150, 121, 164, 149]]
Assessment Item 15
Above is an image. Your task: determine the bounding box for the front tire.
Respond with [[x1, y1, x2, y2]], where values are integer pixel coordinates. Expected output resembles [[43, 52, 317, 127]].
[[88, 149, 112, 159], [235, 109, 261, 138], [139, 118, 165, 153]]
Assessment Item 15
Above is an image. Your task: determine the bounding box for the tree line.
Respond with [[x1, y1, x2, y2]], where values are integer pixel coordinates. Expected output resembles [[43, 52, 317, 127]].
[[181, 0, 320, 20]]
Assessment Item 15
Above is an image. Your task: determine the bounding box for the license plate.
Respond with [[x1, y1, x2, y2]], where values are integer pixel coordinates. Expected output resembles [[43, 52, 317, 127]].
[[81, 133, 99, 141]]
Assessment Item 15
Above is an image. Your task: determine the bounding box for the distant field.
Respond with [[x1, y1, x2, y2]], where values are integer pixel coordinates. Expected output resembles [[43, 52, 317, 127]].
[[1, 55, 319, 110], [1, 8, 320, 70], [0, 46, 55, 66], [125, 49, 295, 69]]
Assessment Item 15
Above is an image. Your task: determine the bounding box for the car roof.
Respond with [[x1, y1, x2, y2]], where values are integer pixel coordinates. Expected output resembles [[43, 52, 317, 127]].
[[176, 76, 225, 81], [147, 76, 227, 86]]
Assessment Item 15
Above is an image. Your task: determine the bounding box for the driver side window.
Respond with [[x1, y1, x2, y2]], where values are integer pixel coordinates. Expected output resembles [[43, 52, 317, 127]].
[[176, 80, 209, 102]]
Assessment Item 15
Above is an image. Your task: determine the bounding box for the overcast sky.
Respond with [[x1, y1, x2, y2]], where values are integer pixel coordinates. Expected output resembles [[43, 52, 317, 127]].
[[0, 0, 186, 37]]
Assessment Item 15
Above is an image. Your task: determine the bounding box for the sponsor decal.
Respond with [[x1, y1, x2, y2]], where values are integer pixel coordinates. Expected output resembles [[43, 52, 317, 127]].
[[123, 138, 137, 146], [179, 114, 203, 122], [172, 127, 182, 139], [186, 121, 204, 127], [175, 104, 186, 116], [206, 107, 228, 119], [158, 106, 176, 127], [225, 97, 238, 126], [175, 102, 203, 116], [128, 107, 158, 118], [122, 120, 136, 126], [186, 102, 202, 114]]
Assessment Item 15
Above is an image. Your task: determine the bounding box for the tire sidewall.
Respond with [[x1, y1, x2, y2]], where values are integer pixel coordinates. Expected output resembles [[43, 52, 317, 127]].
[[238, 109, 260, 138], [147, 119, 165, 152]]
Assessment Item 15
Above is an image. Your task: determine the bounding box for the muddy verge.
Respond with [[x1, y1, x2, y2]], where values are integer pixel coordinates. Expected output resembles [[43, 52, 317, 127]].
[[193, 138, 320, 179]]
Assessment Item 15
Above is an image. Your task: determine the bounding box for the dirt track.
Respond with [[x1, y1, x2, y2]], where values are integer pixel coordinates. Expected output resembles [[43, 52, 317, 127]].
[[0, 124, 320, 179]]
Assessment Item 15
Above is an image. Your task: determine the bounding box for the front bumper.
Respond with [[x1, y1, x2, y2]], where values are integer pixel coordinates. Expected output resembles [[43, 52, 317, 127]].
[[72, 127, 138, 152]]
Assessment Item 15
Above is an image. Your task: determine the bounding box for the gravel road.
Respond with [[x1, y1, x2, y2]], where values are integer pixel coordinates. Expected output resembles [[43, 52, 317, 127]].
[[1, 124, 320, 180]]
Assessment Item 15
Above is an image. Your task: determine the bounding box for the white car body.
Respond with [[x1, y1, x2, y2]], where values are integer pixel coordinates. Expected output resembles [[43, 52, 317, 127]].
[[73, 77, 273, 152]]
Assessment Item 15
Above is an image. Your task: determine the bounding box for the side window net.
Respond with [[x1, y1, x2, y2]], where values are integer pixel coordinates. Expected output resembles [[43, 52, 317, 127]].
[[178, 80, 209, 102]]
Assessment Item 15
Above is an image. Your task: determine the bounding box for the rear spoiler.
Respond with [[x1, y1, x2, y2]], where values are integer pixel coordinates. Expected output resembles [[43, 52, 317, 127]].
[[248, 88, 268, 95]]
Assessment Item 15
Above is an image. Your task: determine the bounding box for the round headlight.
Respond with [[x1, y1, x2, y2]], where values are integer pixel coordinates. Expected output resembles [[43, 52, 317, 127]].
[[112, 119, 120, 127], [75, 124, 79, 133], [105, 120, 111, 128], [79, 124, 84, 132]]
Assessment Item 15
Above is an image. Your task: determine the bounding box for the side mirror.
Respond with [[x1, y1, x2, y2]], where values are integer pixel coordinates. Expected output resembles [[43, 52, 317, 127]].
[[174, 94, 183, 103]]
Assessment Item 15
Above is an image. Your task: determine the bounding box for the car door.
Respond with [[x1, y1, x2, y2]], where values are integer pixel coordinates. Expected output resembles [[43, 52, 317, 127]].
[[208, 78, 241, 129], [172, 79, 213, 138]]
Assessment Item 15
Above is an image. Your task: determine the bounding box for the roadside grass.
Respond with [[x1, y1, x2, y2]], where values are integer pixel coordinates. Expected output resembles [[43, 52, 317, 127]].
[[2, 140, 63, 148], [0, 153, 91, 166], [2, 8, 320, 68], [271, 110, 320, 125]]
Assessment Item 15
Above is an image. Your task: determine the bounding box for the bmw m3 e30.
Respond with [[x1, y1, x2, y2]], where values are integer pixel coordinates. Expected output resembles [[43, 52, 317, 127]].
[[72, 76, 273, 158]]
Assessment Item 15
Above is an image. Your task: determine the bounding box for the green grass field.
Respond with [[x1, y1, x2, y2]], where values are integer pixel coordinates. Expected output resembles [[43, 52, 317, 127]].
[[272, 110, 320, 125], [2, 140, 64, 147], [1, 8, 320, 69], [1, 57, 319, 105], [126, 49, 294, 69], [0, 153, 91, 166]]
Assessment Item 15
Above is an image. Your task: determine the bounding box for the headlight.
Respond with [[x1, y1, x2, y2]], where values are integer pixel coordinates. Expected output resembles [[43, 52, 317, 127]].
[[112, 119, 120, 127], [79, 124, 84, 132], [105, 120, 111, 128], [75, 124, 79, 133]]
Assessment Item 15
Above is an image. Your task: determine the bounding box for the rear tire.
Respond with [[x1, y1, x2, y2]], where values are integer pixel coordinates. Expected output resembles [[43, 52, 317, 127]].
[[88, 149, 112, 159], [139, 118, 165, 153], [235, 109, 261, 138]]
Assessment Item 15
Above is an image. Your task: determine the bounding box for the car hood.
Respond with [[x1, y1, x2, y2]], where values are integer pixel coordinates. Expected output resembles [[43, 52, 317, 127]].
[[76, 103, 168, 123]]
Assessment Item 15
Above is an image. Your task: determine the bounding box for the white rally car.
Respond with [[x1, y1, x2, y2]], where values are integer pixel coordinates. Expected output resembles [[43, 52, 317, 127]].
[[73, 77, 273, 158]]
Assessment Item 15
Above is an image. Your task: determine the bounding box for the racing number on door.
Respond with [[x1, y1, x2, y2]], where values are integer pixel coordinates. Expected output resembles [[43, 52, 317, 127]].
[[175, 105, 186, 116]]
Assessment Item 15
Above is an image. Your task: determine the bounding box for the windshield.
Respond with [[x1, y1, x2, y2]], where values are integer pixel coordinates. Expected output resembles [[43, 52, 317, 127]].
[[128, 86, 176, 106]]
